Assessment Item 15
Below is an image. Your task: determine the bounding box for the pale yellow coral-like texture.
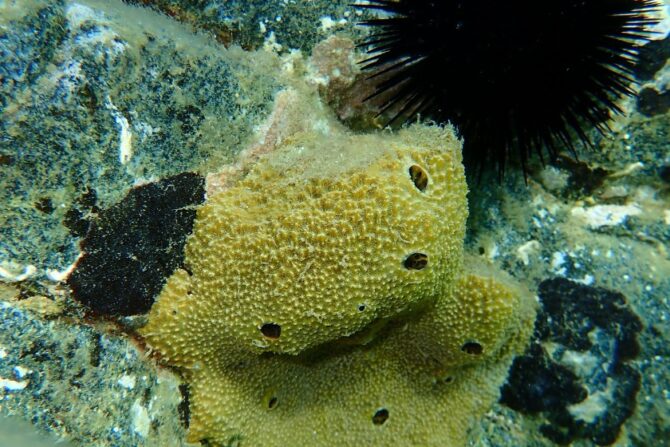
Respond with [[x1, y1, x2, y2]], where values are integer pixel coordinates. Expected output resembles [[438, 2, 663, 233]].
[[141, 124, 535, 446]]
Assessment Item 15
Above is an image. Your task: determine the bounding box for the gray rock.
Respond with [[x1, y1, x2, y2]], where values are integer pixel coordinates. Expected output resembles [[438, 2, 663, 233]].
[[1, 0, 283, 276], [0, 302, 187, 447], [122, 0, 365, 52]]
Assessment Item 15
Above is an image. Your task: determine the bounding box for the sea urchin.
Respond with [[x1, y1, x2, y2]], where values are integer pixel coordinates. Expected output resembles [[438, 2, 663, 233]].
[[357, 0, 658, 175]]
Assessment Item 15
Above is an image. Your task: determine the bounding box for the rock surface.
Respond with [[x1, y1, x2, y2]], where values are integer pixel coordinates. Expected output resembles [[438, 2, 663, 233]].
[[1, 0, 669, 446], [0, 300, 188, 447]]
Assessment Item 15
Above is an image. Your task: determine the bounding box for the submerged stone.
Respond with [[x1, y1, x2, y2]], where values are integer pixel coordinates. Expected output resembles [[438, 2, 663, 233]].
[[501, 278, 643, 446], [0, 0, 282, 276]]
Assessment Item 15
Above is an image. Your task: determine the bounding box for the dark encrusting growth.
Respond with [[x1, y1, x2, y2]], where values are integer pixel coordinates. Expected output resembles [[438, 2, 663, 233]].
[[500, 278, 643, 446], [356, 0, 658, 175], [67, 173, 205, 315]]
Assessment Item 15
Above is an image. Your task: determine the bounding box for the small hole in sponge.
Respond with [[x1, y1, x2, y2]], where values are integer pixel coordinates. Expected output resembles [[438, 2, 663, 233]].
[[372, 408, 389, 425], [403, 253, 428, 270], [261, 323, 281, 339], [268, 396, 278, 410], [409, 165, 428, 192], [358, 304, 366, 312], [461, 341, 483, 355]]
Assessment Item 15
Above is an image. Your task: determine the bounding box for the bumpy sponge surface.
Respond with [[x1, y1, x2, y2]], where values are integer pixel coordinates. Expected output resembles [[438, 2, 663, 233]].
[[143, 125, 467, 359], [141, 124, 535, 446]]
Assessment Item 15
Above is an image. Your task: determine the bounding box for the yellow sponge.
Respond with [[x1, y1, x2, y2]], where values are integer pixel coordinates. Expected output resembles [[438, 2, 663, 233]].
[[140, 124, 535, 446], [142, 125, 467, 360]]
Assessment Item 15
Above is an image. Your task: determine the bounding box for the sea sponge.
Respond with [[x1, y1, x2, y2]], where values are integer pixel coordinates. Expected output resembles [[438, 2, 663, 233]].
[[142, 125, 467, 359], [141, 123, 535, 446], [181, 276, 535, 447]]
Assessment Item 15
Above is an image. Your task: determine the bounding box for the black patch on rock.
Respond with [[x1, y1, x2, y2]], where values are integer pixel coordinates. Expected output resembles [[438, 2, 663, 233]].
[[0, 154, 15, 165], [67, 172, 205, 315], [502, 343, 587, 414], [637, 87, 670, 117], [550, 155, 609, 199], [174, 104, 205, 135], [634, 34, 670, 82], [178, 383, 191, 428], [34, 197, 55, 214], [659, 164, 670, 183], [501, 278, 643, 446], [63, 187, 99, 238]]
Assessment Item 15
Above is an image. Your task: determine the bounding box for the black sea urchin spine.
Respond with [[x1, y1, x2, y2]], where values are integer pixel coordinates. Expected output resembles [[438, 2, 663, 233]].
[[357, 0, 659, 175]]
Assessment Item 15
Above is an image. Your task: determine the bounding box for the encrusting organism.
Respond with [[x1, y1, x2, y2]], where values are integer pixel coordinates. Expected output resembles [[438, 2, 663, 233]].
[[140, 118, 536, 446], [67, 173, 206, 315], [356, 0, 659, 175]]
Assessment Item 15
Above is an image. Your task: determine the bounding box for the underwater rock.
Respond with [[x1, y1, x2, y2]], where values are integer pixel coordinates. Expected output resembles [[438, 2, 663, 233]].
[[0, 415, 73, 447], [0, 302, 186, 447], [0, 0, 283, 276], [67, 172, 205, 315], [546, 155, 610, 199], [501, 278, 643, 446], [3, 1, 667, 446], [141, 122, 536, 446], [123, 0, 360, 51]]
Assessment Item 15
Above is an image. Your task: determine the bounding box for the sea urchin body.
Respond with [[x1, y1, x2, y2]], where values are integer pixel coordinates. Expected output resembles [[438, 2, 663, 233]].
[[358, 0, 658, 174]]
